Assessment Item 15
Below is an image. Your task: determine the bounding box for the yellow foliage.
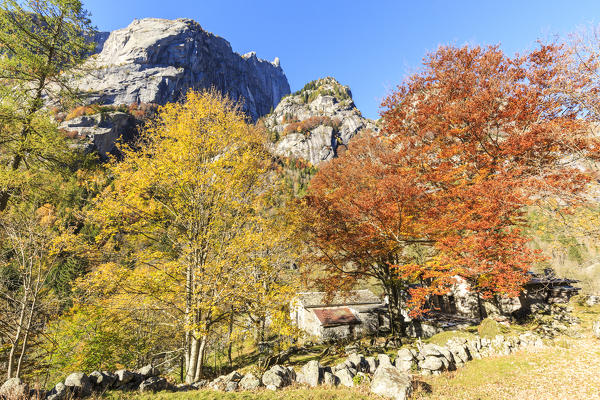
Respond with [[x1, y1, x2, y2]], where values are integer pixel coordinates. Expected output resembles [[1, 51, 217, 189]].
[[86, 90, 299, 381]]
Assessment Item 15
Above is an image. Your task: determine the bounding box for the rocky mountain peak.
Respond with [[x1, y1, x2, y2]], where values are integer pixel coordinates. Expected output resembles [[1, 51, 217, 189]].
[[262, 77, 377, 165], [77, 17, 290, 121]]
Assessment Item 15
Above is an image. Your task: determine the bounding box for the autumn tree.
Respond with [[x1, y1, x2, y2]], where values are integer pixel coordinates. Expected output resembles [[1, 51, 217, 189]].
[[0, 0, 94, 211], [0, 203, 82, 379], [301, 132, 432, 336], [89, 90, 297, 383], [303, 44, 600, 325], [522, 27, 600, 292]]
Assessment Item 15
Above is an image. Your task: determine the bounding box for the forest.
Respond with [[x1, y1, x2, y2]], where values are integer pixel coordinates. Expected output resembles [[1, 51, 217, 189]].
[[1, 0, 600, 393]]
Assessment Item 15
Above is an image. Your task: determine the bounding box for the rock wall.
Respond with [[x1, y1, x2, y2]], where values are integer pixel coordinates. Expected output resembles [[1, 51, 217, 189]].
[[78, 18, 290, 121], [7, 331, 547, 400]]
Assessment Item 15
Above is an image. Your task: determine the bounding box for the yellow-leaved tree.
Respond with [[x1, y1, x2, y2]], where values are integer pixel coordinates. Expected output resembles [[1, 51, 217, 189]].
[[89, 90, 298, 383]]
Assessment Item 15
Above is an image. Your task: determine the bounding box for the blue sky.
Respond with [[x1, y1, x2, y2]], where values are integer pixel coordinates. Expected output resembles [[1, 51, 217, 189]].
[[83, 0, 600, 120]]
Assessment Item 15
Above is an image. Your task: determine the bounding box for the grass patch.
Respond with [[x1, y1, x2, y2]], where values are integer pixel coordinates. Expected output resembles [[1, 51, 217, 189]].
[[426, 330, 477, 346], [415, 334, 600, 399]]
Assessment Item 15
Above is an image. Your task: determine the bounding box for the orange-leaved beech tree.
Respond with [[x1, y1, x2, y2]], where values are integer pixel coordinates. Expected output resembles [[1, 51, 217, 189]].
[[301, 133, 436, 336], [303, 44, 600, 327]]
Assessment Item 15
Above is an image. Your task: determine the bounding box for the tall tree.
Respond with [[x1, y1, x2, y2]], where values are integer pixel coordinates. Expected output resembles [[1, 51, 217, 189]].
[[381, 44, 598, 315], [0, 0, 94, 211], [301, 132, 431, 336], [0, 203, 78, 379], [91, 90, 297, 383]]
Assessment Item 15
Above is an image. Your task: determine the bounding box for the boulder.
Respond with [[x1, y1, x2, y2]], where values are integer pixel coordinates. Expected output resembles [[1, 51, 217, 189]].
[[448, 344, 470, 365], [396, 348, 416, 372], [114, 369, 135, 386], [191, 380, 208, 390], [0, 378, 29, 399], [175, 383, 191, 392], [397, 348, 416, 361], [46, 382, 67, 400], [64, 372, 92, 397], [466, 341, 482, 360], [347, 354, 368, 372], [137, 365, 160, 378], [225, 381, 238, 392], [419, 356, 444, 372], [371, 366, 412, 400], [239, 373, 261, 391], [323, 371, 339, 386], [89, 371, 116, 390], [298, 360, 322, 387], [395, 358, 414, 373], [262, 365, 291, 389], [593, 321, 600, 339], [208, 371, 242, 391], [420, 343, 443, 357], [365, 356, 378, 373], [377, 353, 393, 368], [334, 367, 355, 388], [286, 366, 296, 382], [139, 376, 168, 393]]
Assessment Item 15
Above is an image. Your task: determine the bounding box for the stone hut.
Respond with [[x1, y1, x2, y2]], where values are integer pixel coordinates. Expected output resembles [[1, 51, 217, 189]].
[[431, 271, 580, 319], [291, 289, 388, 342]]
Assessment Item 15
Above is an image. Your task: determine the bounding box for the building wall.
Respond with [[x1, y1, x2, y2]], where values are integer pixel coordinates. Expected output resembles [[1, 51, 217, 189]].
[[291, 300, 386, 342]]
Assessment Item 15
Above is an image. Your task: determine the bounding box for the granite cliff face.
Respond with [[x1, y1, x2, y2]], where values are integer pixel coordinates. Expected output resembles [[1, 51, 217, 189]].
[[262, 77, 377, 165], [78, 18, 290, 121]]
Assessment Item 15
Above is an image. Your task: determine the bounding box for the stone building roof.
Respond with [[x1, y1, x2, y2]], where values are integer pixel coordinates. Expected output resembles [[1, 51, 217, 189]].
[[295, 289, 382, 308], [312, 307, 360, 327]]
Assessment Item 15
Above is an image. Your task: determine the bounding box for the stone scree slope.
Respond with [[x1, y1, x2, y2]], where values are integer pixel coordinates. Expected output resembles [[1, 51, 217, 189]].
[[77, 18, 290, 121]]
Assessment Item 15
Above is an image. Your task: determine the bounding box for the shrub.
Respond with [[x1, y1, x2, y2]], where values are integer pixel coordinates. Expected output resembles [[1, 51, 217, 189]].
[[283, 116, 341, 135], [352, 374, 364, 386]]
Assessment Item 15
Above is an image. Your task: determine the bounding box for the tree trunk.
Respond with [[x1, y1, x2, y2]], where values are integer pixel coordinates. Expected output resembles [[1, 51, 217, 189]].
[[193, 335, 207, 382], [185, 335, 200, 384], [476, 292, 485, 321], [227, 309, 234, 367], [7, 291, 29, 379], [15, 291, 37, 378]]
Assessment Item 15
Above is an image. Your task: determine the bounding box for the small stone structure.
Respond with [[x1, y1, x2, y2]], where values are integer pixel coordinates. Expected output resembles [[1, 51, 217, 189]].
[[427, 271, 580, 321], [290, 289, 388, 342]]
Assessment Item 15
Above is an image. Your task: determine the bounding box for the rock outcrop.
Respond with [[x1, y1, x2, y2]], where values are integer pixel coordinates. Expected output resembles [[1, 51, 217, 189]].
[[262, 77, 377, 165], [59, 111, 138, 157], [78, 18, 290, 121]]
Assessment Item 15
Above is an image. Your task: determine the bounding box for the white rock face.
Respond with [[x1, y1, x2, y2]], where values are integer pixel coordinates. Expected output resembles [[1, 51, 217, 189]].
[[78, 18, 290, 121], [263, 77, 377, 165]]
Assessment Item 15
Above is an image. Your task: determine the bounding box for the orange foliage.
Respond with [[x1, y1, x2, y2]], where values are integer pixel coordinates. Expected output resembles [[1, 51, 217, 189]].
[[303, 44, 600, 321], [283, 116, 341, 135]]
